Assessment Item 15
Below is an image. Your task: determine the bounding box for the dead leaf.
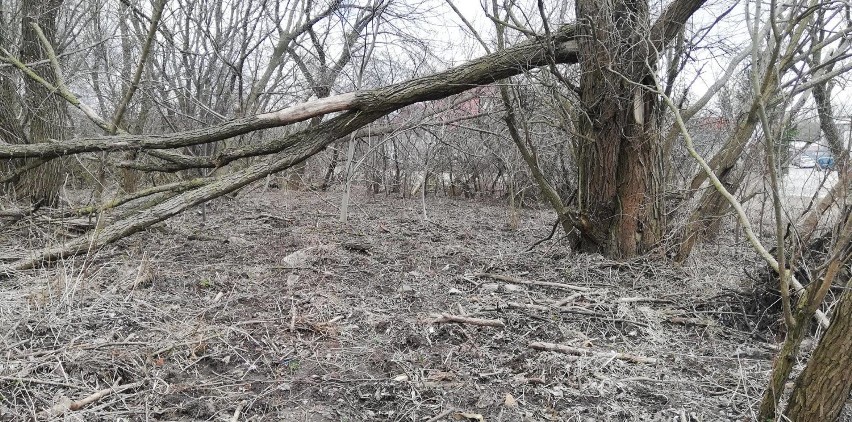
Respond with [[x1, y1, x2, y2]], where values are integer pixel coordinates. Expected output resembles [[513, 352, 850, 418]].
[[504, 392, 518, 407], [427, 370, 456, 382], [282, 248, 315, 268]]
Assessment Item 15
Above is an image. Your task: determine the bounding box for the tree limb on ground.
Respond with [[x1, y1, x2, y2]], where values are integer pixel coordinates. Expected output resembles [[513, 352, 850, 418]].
[[530, 341, 657, 364], [431, 313, 505, 328]]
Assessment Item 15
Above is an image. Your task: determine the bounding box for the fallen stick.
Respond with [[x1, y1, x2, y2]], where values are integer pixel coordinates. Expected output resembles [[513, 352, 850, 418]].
[[553, 293, 584, 306], [40, 381, 143, 417], [506, 301, 599, 316], [667, 316, 715, 327], [473, 272, 589, 291], [616, 296, 674, 304], [431, 313, 504, 328], [530, 341, 656, 364], [231, 400, 247, 422]]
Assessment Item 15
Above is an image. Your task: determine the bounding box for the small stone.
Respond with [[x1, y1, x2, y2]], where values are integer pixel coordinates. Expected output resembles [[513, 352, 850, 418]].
[[481, 283, 499, 292], [504, 392, 518, 407], [342, 240, 372, 252]]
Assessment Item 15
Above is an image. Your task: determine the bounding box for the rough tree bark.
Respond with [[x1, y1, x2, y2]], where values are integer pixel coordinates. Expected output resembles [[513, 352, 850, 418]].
[[15, 0, 67, 204], [574, 0, 666, 257], [784, 285, 852, 421]]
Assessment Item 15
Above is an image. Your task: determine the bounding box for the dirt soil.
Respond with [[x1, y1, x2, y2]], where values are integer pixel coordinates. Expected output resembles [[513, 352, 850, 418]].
[[0, 188, 820, 421]]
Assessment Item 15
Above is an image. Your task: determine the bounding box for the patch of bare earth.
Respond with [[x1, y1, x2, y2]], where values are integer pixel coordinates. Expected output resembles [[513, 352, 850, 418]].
[[2, 189, 787, 421]]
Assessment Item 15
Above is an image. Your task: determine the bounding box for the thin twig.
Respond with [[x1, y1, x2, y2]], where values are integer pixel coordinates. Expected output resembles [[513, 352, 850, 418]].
[[474, 272, 589, 291]]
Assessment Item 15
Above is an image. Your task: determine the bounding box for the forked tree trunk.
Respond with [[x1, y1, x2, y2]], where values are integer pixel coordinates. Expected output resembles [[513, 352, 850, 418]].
[[574, 0, 665, 258]]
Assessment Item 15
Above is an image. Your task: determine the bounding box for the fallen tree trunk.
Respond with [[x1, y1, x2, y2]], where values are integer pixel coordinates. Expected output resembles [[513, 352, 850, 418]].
[[2, 0, 706, 270], [3, 25, 580, 271], [0, 26, 578, 161]]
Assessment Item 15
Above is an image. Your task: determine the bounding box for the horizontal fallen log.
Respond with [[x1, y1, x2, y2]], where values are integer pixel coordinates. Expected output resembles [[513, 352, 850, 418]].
[[0, 26, 579, 160], [431, 313, 505, 328], [2, 26, 585, 272], [529, 341, 657, 364], [474, 272, 590, 292], [0, 93, 357, 159]]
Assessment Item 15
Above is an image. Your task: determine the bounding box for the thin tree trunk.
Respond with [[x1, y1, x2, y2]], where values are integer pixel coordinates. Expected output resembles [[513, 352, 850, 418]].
[[339, 135, 356, 223], [321, 147, 339, 191]]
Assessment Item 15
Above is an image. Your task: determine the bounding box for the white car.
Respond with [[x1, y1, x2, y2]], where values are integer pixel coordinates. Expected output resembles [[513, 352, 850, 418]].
[[793, 154, 816, 168]]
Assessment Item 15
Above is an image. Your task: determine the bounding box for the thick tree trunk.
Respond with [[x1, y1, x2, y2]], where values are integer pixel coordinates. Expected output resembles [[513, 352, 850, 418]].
[[784, 288, 852, 421], [16, 0, 67, 205], [574, 0, 665, 258]]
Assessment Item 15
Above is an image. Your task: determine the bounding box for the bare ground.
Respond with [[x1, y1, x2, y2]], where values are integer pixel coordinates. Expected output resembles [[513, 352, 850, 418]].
[[0, 188, 817, 421]]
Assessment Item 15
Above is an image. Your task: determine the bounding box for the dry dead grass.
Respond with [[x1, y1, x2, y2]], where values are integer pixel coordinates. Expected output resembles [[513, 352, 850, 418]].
[[0, 188, 824, 421]]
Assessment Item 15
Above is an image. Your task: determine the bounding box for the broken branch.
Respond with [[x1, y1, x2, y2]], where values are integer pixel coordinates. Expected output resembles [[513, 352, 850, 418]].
[[431, 313, 505, 328], [474, 272, 590, 291], [530, 341, 657, 364]]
